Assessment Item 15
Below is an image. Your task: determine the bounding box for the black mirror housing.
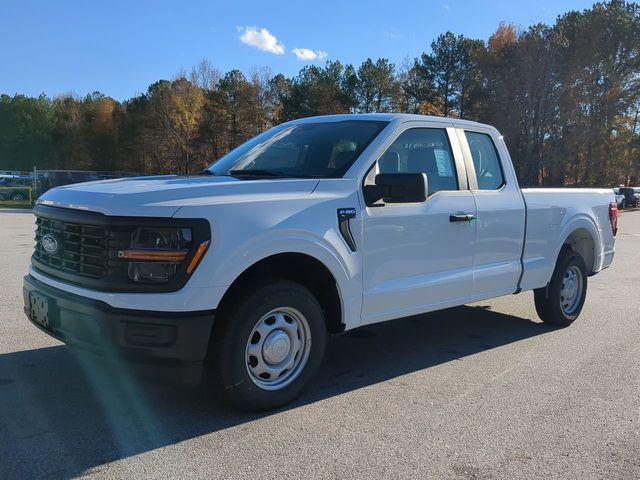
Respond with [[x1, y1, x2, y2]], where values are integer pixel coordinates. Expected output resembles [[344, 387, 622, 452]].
[[364, 173, 428, 206]]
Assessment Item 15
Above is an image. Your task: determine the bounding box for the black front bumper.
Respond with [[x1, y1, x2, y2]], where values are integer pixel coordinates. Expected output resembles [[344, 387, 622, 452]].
[[23, 275, 215, 386]]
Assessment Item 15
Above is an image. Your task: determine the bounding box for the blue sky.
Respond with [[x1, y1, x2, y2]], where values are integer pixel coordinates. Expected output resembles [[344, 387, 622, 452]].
[[1, 0, 596, 101]]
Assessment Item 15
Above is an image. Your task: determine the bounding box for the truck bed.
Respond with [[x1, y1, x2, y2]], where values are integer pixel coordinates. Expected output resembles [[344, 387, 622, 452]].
[[519, 188, 616, 291]]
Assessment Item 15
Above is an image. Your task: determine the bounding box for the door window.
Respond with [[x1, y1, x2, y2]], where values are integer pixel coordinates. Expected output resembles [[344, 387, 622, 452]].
[[464, 131, 504, 190], [377, 128, 458, 195]]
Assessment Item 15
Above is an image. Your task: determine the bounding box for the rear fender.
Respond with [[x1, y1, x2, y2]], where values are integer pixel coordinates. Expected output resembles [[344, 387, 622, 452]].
[[554, 215, 602, 274]]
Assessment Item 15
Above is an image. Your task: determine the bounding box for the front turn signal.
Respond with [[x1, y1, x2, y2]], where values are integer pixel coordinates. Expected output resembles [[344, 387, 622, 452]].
[[187, 240, 210, 274], [118, 250, 188, 262]]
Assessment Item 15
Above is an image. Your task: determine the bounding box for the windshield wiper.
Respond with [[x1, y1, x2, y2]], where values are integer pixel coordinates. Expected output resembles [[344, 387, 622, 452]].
[[229, 169, 285, 177], [198, 169, 216, 175]]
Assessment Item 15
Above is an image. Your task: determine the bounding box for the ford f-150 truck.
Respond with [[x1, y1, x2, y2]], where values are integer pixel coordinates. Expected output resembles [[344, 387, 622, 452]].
[[24, 114, 618, 410]]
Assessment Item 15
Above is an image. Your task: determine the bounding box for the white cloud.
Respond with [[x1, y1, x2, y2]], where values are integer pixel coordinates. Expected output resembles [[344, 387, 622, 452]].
[[237, 26, 285, 55], [384, 30, 405, 39], [292, 48, 328, 61]]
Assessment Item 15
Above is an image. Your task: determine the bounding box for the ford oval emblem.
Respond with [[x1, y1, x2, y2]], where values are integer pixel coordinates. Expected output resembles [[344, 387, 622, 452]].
[[41, 233, 59, 255]]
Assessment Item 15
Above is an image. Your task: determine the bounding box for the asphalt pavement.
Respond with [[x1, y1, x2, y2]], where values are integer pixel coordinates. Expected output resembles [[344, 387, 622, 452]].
[[0, 208, 638, 479]]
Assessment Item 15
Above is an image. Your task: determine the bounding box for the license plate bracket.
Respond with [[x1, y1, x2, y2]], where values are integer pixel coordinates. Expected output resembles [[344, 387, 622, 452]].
[[29, 291, 51, 329]]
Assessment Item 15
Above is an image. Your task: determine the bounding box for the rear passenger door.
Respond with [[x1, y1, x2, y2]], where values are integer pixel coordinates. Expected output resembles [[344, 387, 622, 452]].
[[360, 123, 477, 325], [457, 127, 526, 299]]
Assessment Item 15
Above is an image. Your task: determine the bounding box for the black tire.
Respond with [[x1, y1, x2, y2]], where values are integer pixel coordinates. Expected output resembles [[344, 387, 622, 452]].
[[534, 249, 587, 327], [205, 278, 327, 411], [621, 200, 626, 210]]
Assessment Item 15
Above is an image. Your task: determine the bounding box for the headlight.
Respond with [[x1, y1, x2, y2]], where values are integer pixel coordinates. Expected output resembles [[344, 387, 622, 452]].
[[130, 227, 192, 252], [117, 227, 208, 284]]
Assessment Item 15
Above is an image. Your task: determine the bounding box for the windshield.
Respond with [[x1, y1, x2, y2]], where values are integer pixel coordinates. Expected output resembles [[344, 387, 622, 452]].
[[206, 120, 388, 178]]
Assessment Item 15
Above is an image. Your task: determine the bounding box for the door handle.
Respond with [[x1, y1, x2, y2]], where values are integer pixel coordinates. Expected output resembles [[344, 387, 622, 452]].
[[449, 213, 476, 223]]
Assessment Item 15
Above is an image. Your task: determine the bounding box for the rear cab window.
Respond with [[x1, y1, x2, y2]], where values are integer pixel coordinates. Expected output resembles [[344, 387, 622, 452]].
[[464, 131, 504, 190]]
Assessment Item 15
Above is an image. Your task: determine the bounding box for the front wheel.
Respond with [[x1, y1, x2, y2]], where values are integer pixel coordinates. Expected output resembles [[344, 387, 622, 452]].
[[206, 279, 327, 411], [534, 249, 587, 327]]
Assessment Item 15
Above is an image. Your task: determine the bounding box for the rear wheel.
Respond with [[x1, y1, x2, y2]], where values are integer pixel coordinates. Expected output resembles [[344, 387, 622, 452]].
[[206, 279, 327, 411], [534, 249, 587, 327]]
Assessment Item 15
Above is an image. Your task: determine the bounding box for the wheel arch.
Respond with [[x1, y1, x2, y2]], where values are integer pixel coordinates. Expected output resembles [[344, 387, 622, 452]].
[[555, 216, 601, 274], [215, 252, 346, 334]]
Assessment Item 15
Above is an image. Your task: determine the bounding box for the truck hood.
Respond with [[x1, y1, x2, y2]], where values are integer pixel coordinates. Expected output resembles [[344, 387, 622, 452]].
[[37, 175, 320, 217]]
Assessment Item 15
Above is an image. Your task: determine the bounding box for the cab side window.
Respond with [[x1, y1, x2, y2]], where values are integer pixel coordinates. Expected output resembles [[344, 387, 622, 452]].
[[377, 128, 458, 195], [464, 131, 504, 190]]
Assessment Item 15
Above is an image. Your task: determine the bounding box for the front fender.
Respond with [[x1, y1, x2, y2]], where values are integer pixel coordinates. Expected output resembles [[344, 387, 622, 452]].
[[208, 230, 363, 330], [215, 230, 356, 287], [173, 181, 363, 327]]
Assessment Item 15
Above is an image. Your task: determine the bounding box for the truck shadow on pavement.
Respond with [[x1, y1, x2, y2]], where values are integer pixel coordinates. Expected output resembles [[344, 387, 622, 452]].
[[0, 304, 554, 479]]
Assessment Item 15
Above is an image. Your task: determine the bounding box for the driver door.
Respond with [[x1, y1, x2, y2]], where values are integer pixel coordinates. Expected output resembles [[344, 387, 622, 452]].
[[360, 124, 476, 325]]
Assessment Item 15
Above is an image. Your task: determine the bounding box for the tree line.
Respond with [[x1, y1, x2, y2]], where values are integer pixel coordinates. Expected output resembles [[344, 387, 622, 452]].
[[1, 0, 639, 187]]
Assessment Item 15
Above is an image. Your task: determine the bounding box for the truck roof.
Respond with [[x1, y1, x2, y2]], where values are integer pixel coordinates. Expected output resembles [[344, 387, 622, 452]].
[[286, 113, 494, 130]]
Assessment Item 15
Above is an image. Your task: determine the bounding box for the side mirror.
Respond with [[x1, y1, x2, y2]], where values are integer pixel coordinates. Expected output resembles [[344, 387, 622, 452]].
[[364, 173, 428, 206]]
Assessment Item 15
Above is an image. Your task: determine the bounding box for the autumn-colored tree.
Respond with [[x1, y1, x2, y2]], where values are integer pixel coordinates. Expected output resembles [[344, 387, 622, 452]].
[[141, 77, 205, 173], [479, 24, 563, 185], [554, 0, 640, 186], [190, 59, 221, 92], [1, 1, 639, 187], [395, 59, 438, 115]]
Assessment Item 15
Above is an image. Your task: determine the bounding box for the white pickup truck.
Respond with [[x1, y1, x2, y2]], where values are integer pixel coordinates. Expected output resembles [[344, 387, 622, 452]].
[[24, 114, 618, 410]]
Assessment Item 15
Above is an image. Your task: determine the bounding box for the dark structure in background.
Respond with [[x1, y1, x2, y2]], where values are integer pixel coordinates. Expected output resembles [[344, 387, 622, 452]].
[[619, 187, 640, 208], [0, 170, 140, 205], [34, 170, 139, 195]]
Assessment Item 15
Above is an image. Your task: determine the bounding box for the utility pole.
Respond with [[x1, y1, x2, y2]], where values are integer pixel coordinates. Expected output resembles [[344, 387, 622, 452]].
[[32, 166, 37, 201], [626, 106, 639, 185]]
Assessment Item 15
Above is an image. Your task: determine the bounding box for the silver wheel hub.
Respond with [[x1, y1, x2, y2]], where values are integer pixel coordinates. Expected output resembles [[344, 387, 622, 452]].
[[262, 329, 291, 364], [560, 265, 583, 315], [245, 307, 312, 391]]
